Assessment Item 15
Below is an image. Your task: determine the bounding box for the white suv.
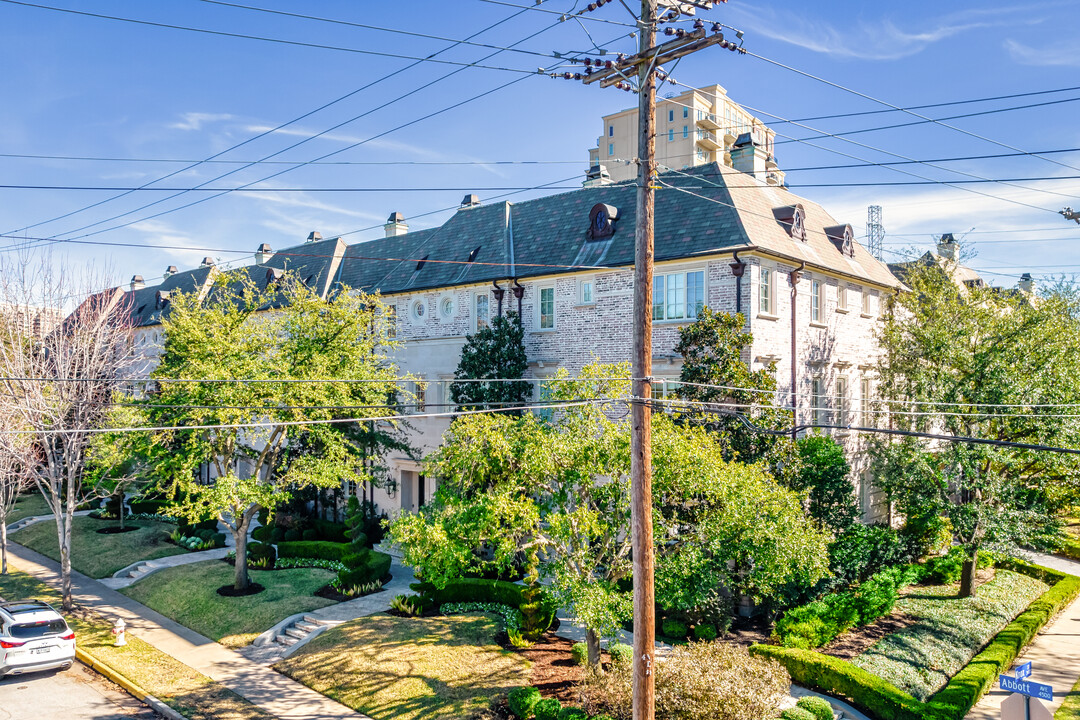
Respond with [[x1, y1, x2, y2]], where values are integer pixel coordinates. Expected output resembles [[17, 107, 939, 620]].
[[0, 600, 76, 677]]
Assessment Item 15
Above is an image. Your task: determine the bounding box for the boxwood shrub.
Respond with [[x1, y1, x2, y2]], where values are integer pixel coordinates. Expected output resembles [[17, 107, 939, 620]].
[[508, 685, 541, 719], [534, 698, 561, 720], [277, 540, 349, 562], [779, 709, 815, 720], [796, 695, 835, 720], [752, 559, 1080, 720], [336, 548, 392, 587]]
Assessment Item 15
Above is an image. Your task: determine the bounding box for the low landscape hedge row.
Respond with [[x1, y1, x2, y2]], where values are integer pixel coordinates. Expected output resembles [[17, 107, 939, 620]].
[[276, 540, 349, 562], [752, 559, 1080, 720], [412, 578, 558, 638]]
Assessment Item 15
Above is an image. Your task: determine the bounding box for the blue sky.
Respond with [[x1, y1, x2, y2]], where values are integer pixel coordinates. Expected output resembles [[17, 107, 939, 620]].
[[0, 0, 1078, 294]]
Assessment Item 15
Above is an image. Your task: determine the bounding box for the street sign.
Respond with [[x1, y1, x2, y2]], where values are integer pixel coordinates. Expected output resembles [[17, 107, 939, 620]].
[[1002, 692, 1051, 720], [1015, 661, 1032, 680], [999, 675, 1053, 701]]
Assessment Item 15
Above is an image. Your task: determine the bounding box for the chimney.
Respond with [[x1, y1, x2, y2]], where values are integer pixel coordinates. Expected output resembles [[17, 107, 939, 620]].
[[384, 212, 409, 238], [306, 231, 322, 243], [936, 233, 958, 261], [200, 257, 216, 268], [255, 243, 273, 266], [460, 194, 481, 209], [1019, 272, 1034, 294], [583, 163, 613, 188], [730, 131, 767, 181], [129, 275, 145, 291], [163, 265, 178, 280]]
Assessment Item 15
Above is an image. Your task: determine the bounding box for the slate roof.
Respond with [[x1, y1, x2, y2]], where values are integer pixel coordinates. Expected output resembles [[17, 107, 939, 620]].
[[128, 266, 215, 328], [333, 163, 901, 295]]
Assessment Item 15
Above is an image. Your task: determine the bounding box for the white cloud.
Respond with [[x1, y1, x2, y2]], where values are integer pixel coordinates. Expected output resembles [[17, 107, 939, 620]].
[[169, 112, 235, 131], [725, 5, 1042, 61], [1004, 38, 1080, 67]]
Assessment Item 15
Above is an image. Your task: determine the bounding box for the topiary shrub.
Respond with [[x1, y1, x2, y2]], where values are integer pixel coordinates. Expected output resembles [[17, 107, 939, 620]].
[[661, 619, 688, 639], [556, 708, 586, 720], [570, 642, 588, 666], [246, 541, 276, 570], [283, 528, 301, 542], [608, 642, 632, 667], [780, 708, 816, 720], [533, 698, 561, 720], [270, 526, 286, 543], [693, 624, 718, 641], [314, 519, 348, 543], [302, 528, 319, 542], [336, 549, 392, 588], [796, 695, 835, 720], [507, 686, 541, 719], [251, 525, 272, 543]]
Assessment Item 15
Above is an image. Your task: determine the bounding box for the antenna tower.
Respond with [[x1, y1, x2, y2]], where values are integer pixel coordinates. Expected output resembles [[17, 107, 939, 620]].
[[866, 205, 884, 261]]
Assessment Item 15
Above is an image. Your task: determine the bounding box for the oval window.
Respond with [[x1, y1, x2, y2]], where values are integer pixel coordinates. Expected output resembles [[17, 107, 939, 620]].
[[441, 297, 454, 318]]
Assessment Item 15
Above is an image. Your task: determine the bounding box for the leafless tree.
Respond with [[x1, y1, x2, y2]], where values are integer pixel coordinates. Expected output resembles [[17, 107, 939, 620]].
[[0, 252, 133, 608], [0, 405, 33, 574]]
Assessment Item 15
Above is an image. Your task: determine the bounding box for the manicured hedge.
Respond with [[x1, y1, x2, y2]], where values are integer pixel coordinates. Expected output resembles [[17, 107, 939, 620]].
[[752, 559, 1080, 720], [336, 548, 392, 587], [276, 540, 349, 562], [417, 577, 528, 607]]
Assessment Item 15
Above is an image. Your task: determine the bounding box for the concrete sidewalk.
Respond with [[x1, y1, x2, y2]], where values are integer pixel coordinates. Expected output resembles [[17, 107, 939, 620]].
[[6, 542, 370, 720], [966, 551, 1080, 719]]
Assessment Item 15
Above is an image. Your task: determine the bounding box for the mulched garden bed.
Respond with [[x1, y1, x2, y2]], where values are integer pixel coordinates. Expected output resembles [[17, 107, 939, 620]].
[[725, 613, 772, 647], [216, 582, 265, 597], [96, 526, 139, 534], [516, 633, 598, 704]]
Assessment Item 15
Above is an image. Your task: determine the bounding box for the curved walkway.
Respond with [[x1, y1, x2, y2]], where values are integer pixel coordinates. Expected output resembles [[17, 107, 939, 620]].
[[5, 541, 371, 720], [965, 550, 1080, 719]]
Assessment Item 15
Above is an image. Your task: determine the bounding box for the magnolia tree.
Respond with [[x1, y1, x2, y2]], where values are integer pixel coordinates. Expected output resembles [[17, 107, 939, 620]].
[[131, 272, 404, 592], [391, 362, 829, 667], [0, 253, 133, 608], [874, 260, 1080, 597]]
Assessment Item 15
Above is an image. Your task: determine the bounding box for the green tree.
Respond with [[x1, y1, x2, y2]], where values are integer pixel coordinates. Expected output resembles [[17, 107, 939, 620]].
[[134, 272, 402, 591], [874, 261, 1080, 596], [391, 363, 829, 667], [794, 435, 858, 534], [449, 311, 531, 412], [673, 307, 800, 486]]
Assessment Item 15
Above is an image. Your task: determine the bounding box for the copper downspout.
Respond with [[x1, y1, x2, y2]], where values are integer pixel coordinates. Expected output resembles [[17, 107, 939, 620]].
[[730, 251, 746, 318]]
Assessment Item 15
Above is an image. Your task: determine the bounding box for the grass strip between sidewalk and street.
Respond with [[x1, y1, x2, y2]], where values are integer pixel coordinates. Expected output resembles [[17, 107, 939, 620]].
[[119, 560, 336, 647], [11, 514, 186, 578], [0, 568, 273, 720]]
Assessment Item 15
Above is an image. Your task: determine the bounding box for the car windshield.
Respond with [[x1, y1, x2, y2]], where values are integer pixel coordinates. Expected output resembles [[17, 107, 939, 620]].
[[8, 620, 67, 639]]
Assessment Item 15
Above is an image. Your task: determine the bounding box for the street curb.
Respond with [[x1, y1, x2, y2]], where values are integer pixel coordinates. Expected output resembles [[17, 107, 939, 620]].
[[76, 647, 189, 720]]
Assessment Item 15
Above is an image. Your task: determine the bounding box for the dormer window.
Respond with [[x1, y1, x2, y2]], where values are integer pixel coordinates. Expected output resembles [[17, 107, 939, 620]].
[[825, 224, 855, 258], [772, 204, 806, 241], [155, 290, 171, 310], [588, 203, 619, 239], [265, 268, 284, 287]]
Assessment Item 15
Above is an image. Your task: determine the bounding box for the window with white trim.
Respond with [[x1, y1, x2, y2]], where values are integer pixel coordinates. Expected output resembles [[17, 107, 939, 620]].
[[384, 305, 397, 339], [860, 377, 872, 427], [835, 376, 849, 426], [759, 266, 774, 315], [838, 285, 848, 311], [812, 376, 827, 427], [862, 288, 874, 316], [579, 279, 594, 305], [475, 293, 489, 331], [652, 269, 705, 321], [538, 286, 556, 330], [440, 295, 455, 319], [413, 381, 426, 413], [810, 280, 823, 323], [411, 299, 426, 321]]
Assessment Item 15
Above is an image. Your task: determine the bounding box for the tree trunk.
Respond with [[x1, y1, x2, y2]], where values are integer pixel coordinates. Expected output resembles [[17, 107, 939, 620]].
[[586, 627, 602, 669], [958, 547, 978, 598], [60, 511, 74, 610], [233, 518, 250, 591], [118, 490, 125, 530], [2, 520, 8, 574]]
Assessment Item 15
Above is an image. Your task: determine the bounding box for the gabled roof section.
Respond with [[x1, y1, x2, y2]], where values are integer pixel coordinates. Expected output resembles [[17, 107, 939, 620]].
[[334, 164, 900, 295], [129, 266, 216, 328], [263, 236, 346, 299]]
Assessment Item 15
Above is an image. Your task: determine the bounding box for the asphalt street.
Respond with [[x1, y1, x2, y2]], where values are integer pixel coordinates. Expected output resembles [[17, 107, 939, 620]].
[[0, 662, 158, 720]]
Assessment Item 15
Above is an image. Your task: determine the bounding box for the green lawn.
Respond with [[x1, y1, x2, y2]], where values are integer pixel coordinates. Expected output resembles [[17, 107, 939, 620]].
[[276, 613, 531, 720], [120, 560, 336, 647], [852, 569, 1049, 701], [6, 492, 51, 524], [0, 568, 273, 720], [11, 513, 185, 578]]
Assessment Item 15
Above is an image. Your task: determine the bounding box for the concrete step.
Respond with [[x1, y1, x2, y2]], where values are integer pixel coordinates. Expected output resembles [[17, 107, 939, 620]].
[[302, 615, 323, 625], [284, 626, 308, 640], [276, 635, 298, 646], [294, 621, 320, 633]]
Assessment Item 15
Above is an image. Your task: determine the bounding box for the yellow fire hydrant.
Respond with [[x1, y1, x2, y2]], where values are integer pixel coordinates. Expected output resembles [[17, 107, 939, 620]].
[[111, 618, 126, 647]]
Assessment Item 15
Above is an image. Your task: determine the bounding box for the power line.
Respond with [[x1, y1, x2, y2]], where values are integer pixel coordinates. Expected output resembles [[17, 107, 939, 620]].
[[477, 0, 638, 27], [742, 48, 1080, 178], [0, 0, 547, 73], [0, 153, 588, 167], [3, 1, 553, 237]]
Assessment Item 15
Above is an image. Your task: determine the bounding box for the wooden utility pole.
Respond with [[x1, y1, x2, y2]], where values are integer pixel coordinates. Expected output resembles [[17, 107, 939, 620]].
[[630, 2, 658, 718]]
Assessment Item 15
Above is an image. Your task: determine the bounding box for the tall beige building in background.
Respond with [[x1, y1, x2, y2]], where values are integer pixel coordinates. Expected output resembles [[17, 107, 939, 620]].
[[587, 84, 783, 185]]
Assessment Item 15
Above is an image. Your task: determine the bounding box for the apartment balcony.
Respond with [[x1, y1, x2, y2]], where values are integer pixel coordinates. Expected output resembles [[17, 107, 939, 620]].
[[696, 112, 722, 131], [695, 129, 722, 151]]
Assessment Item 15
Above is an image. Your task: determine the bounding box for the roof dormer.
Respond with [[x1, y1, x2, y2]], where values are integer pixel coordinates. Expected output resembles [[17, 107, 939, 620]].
[[825, 224, 855, 258], [773, 204, 806, 241], [588, 203, 619, 240]]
